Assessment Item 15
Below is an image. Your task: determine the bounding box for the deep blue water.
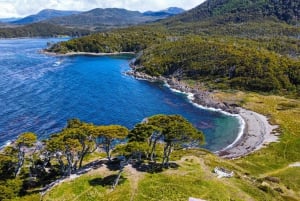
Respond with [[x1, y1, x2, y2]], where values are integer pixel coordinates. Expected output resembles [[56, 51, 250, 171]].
[[0, 38, 241, 151]]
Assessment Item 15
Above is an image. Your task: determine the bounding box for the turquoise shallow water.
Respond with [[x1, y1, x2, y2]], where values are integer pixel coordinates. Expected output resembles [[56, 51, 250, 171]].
[[0, 38, 241, 151]]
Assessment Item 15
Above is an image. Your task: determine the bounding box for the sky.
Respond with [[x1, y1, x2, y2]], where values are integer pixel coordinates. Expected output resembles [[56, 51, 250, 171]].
[[0, 0, 206, 18]]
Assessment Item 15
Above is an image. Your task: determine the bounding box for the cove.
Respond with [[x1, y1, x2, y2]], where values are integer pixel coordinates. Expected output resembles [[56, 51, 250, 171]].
[[0, 38, 241, 151]]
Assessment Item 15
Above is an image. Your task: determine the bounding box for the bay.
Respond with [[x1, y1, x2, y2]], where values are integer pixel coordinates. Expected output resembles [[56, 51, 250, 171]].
[[0, 38, 241, 151]]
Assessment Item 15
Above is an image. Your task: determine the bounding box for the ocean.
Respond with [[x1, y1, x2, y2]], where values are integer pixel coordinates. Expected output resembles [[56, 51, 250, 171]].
[[0, 38, 241, 151]]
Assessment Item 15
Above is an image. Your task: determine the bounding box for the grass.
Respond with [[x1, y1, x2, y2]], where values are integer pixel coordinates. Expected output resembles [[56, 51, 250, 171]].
[[41, 91, 300, 201], [43, 170, 131, 201], [42, 153, 289, 201], [214, 91, 300, 200]]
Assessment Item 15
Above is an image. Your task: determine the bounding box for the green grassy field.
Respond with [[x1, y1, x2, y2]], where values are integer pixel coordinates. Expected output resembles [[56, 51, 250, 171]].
[[39, 91, 300, 201]]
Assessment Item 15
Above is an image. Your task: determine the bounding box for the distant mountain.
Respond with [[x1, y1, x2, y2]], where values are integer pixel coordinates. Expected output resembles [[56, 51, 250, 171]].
[[45, 7, 184, 30], [46, 8, 146, 27], [11, 9, 81, 25], [143, 7, 185, 17], [0, 18, 21, 23], [161, 7, 185, 15]]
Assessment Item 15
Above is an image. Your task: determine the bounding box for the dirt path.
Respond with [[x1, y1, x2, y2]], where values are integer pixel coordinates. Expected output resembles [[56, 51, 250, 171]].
[[123, 164, 145, 201]]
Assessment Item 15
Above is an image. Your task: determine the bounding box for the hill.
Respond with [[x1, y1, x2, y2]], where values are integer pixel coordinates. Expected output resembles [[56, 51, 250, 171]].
[[0, 18, 21, 23], [11, 9, 81, 25], [45, 7, 184, 31], [0, 7, 185, 37], [165, 0, 299, 24], [48, 0, 300, 94], [143, 7, 185, 17], [0, 22, 90, 38]]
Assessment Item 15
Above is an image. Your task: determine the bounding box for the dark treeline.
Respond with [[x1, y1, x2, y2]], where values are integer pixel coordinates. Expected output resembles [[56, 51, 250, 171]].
[[0, 23, 90, 38]]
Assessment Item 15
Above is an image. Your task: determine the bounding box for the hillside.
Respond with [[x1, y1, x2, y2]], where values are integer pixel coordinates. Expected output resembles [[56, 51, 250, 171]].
[[143, 7, 185, 17], [11, 9, 81, 25], [0, 18, 21, 23], [0, 22, 90, 38], [165, 0, 299, 24], [0, 7, 184, 37], [47, 0, 300, 94], [45, 7, 184, 31]]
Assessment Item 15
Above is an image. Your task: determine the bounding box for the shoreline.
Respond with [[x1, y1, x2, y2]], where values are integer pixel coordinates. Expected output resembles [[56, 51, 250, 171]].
[[41, 50, 135, 57], [42, 50, 280, 159], [127, 69, 279, 159]]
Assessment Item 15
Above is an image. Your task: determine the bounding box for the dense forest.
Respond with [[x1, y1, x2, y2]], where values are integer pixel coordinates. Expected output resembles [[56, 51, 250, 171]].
[[0, 23, 90, 38], [165, 0, 299, 24], [49, 7, 300, 95], [135, 35, 300, 92]]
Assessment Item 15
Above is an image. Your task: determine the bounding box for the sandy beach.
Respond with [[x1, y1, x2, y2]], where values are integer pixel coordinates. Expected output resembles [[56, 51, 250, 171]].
[[127, 70, 279, 159], [216, 108, 279, 159]]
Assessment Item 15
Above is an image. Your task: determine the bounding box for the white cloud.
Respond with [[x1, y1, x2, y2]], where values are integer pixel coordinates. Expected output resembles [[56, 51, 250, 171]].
[[0, 0, 205, 18]]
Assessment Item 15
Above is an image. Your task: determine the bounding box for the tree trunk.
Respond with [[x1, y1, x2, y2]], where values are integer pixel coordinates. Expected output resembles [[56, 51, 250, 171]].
[[112, 169, 123, 190], [57, 155, 65, 176], [15, 147, 25, 177], [150, 138, 158, 162], [162, 143, 169, 166], [105, 140, 111, 161], [165, 144, 172, 167], [66, 154, 72, 176], [138, 151, 142, 162], [79, 151, 86, 168]]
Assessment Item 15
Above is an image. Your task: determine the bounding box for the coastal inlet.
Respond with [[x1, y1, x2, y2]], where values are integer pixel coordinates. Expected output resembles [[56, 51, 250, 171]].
[[0, 38, 241, 151]]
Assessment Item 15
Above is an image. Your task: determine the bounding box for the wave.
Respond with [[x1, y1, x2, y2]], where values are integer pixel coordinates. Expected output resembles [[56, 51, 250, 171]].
[[0, 140, 13, 149], [164, 82, 246, 151]]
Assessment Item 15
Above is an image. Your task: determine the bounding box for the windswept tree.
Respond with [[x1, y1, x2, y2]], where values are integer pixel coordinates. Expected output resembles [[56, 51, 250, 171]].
[[115, 141, 149, 163], [13, 132, 37, 177], [65, 119, 97, 168], [128, 123, 157, 161], [93, 125, 129, 160], [46, 131, 81, 176], [146, 115, 204, 167]]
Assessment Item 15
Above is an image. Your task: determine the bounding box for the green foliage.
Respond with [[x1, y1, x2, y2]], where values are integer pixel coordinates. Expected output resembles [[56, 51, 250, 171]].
[[48, 26, 167, 53], [0, 178, 23, 201], [131, 114, 205, 166], [137, 35, 299, 93], [93, 124, 129, 160], [167, 0, 299, 24], [16, 132, 37, 147], [0, 22, 90, 38]]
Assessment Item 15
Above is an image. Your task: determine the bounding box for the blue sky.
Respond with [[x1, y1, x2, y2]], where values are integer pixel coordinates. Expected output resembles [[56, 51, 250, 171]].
[[0, 0, 206, 18]]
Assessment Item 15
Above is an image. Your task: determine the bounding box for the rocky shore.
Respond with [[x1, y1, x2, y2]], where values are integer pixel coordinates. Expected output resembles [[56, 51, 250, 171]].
[[127, 67, 279, 159], [126, 69, 239, 114]]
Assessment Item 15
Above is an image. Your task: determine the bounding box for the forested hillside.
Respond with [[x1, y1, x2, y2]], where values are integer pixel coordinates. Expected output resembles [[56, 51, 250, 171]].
[[165, 0, 299, 24], [47, 0, 300, 95], [0, 22, 90, 38], [135, 36, 299, 92]]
